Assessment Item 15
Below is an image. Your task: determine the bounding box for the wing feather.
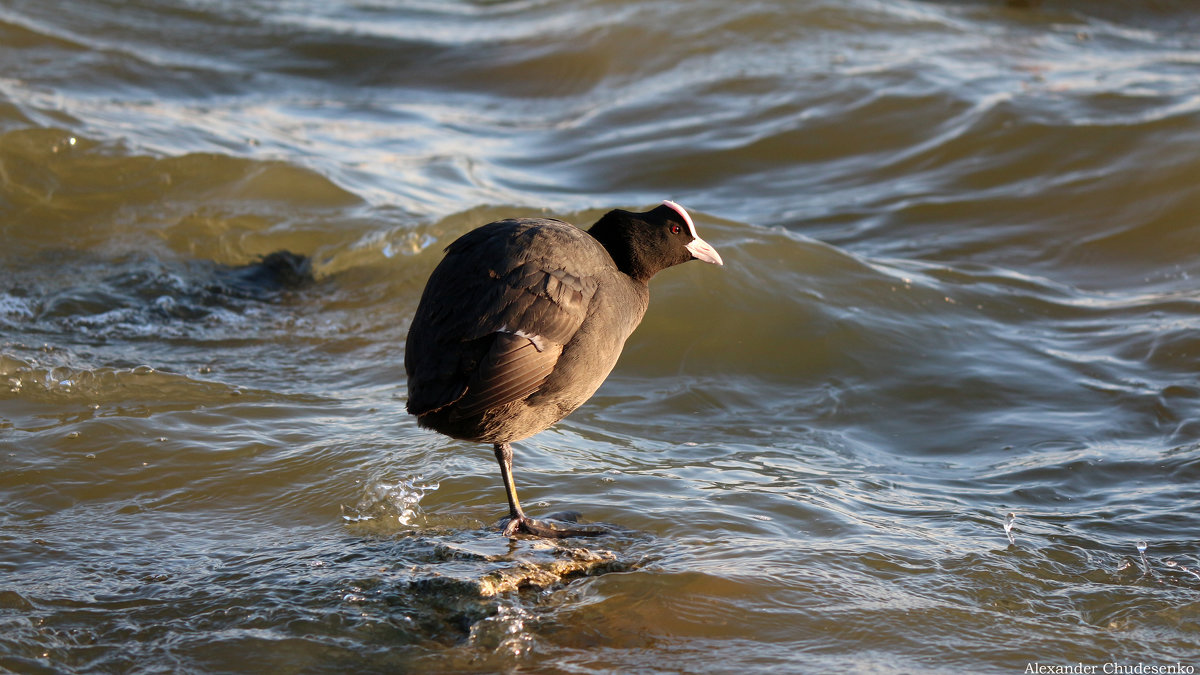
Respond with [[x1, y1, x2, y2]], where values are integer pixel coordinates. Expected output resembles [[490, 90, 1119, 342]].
[[405, 219, 604, 418], [454, 333, 564, 417]]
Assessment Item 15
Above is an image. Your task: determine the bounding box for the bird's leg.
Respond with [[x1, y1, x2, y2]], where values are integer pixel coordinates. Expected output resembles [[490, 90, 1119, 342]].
[[494, 442, 529, 535], [493, 442, 606, 539]]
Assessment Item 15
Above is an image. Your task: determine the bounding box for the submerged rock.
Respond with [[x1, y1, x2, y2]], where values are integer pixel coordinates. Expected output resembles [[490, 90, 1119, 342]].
[[211, 250, 313, 296], [407, 535, 632, 596], [428, 540, 629, 598], [375, 533, 639, 644]]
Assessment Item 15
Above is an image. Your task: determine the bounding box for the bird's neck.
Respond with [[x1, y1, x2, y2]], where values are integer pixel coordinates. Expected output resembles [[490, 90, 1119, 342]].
[[587, 216, 656, 284]]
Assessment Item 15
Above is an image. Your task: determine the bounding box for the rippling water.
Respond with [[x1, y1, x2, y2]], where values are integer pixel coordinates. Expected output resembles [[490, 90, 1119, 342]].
[[3, 0, 1200, 672]]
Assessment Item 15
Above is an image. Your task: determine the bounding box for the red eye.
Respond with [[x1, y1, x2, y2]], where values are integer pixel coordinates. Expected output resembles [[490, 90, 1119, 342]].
[[670, 224, 681, 234]]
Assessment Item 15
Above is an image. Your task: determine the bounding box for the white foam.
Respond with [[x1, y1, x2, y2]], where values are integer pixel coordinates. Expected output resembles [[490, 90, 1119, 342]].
[[0, 293, 34, 319]]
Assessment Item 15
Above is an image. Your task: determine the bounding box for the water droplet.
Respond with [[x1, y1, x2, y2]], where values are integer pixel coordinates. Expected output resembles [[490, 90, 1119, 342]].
[[66, 431, 80, 439], [1136, 541, 1151, 576], [85, 453, 96, 460], [1003, 512, 1017, 545]]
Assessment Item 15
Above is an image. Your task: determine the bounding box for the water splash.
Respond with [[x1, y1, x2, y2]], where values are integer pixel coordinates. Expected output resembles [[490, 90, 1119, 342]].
[[342, 477, 438, 527], [0, 292, 35, 323], [1137, 540, 1151, 577], [1003, 512, 1017, 545], [1162, 559, 1200, 581], [468, 603, 536, 659]]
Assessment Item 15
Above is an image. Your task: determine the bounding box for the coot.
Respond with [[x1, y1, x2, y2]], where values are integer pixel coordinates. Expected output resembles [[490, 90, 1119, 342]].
[[405, 201, 722, 537]]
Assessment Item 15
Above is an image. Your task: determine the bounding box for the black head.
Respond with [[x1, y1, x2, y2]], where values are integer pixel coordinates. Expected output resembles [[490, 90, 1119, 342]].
[[586, 200, 723, 284]]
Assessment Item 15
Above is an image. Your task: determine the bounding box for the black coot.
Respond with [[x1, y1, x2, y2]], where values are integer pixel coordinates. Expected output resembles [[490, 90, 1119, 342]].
[[405, 201, 722, 537]]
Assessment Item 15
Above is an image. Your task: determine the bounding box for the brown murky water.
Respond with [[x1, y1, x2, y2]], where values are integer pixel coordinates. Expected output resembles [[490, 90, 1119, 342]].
[[2, 1, 1200, 672]]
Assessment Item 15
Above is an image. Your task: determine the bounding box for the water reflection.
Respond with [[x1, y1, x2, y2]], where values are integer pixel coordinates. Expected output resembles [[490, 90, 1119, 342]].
[[2, 0, 1200, 672]]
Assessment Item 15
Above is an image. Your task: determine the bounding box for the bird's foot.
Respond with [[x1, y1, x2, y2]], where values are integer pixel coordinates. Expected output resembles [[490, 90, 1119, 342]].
[[500, 511, 607, 538]]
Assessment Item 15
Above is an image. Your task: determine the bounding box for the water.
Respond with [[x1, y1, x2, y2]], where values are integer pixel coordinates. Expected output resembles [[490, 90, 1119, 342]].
[[2, 0, 1200, 672]]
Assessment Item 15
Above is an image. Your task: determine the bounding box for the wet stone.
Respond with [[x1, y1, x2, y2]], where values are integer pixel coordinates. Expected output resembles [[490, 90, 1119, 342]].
[[417, 539, 632, 598], [382, 536, 637, 644]]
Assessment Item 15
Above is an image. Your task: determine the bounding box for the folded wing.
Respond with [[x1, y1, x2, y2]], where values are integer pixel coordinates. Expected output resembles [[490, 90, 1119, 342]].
[[405, 219, 601, 418]]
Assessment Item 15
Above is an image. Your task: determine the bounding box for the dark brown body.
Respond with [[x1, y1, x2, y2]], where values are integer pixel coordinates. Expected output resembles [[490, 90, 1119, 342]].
[[405, 218, 648, 443], [404, 202, 721, 537]]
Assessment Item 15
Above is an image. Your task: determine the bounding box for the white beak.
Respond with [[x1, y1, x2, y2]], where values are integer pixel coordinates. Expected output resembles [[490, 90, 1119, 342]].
[[686, 236, 723, 266]]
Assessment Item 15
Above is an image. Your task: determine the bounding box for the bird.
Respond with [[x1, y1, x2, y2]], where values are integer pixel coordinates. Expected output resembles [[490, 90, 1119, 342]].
[[404, 200, 722, 537]]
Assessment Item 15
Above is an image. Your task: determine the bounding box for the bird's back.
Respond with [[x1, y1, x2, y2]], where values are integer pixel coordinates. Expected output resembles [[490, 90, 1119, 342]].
[[405, 218, 646, 443]]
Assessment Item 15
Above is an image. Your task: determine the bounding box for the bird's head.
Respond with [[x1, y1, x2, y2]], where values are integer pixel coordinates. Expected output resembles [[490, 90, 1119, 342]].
[[588, 200, 723, 283]]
